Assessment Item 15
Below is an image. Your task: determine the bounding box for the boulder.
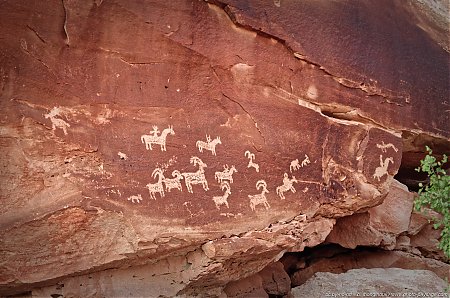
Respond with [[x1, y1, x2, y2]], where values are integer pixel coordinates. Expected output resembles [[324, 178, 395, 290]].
[[289, 247, 450, 286], [292, 268, 448, 298], [326, 180, 417, 250]]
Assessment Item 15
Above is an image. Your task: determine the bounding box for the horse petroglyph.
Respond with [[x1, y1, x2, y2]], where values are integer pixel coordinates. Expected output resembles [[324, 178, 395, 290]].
[[249, 180, 270, 211], [163, 170, 183, 192], [212, 181, 231, 210], [276, 173, 299, 200], [373, 155, 394, 181], [44, 107, 70, 135], [245, 150, 260, 172], [376, 141, 399, 153], [290, 154, 310, 172], [215, 165, 238, 184], [181, 156, 209, 193], [146, 168, 165, 200], [196, 135, 222, 155], [127, 194, 143, 203], [141, 125, 174, 151]]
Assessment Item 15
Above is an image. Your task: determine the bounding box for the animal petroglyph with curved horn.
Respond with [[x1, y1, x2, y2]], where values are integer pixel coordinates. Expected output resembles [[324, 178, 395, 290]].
[[249, 180, 270, 211], [163, 170, 183, 192], [212, 181, 232, 210], [181, 156, 209, 193], [146, 168, 165, 200]]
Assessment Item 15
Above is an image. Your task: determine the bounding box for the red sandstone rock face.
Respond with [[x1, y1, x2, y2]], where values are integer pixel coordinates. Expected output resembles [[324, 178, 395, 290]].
[[0, 0, 448, 296]]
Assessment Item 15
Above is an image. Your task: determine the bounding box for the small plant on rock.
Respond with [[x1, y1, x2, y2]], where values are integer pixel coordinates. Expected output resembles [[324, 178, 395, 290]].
[[415, 146, 450, 259]]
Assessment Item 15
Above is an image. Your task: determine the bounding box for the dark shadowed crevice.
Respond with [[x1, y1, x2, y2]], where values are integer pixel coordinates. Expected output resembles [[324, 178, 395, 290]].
[[394, 131, 450, 191]]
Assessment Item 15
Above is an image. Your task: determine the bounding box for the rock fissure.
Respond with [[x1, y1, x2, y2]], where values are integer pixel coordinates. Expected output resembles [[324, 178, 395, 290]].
[[207, 0, 409, 103], [60, 0, 70, 46], [220, 92, 266, 145], [26, 25, 47, 44]]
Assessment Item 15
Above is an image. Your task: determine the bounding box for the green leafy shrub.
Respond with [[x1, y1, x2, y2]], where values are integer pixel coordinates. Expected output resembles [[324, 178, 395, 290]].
[[415, 146, 450, 259]]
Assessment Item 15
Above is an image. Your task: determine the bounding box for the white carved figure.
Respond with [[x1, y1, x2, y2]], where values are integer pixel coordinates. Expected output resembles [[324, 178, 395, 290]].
[[290, 154, 310, 172], [44, 107, 70, 135], [212, 181, 231, 210], [301, 154, 310, 167], [276, 173, 299, 200], [146, 168, 165, 199], [196, 135, 222, 155], [215, 165, 238, 184], [376, 141, 399, 153], [118, 152, 128, 160], [249, 180, 270, 211], [290, 159, 301, 172], [163, 170, 183, 192], [373, 155, 394, 181], [127, 194, 143, 203], [141, 125, 175, 151], [245, 150, 260, 172], [181, 156, 209, 193]]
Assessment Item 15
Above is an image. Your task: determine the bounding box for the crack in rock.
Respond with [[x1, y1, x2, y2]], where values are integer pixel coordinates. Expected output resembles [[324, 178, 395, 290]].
[[206, 0, 407, 103], [221, 92, 266, 145], [61, 0, 70, 46]]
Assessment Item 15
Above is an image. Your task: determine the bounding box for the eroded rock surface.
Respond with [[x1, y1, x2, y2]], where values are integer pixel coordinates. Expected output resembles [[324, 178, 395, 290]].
[[0, 0, 448, 296], [291, 268, 448, 298]]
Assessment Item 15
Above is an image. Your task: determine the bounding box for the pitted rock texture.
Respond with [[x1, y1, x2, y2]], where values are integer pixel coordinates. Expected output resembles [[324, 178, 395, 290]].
[[0, 0, 449, 296], [291, 268, 448, 298]]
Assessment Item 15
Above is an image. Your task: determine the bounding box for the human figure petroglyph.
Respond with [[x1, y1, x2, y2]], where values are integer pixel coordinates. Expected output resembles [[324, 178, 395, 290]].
[[127, 194, 143, 203], [181, 156, 209, 193], [276, 173, 299, 200], [212, 181, 231, 210], [141, 125, 174, 151], [215, 165, 238, 184], [373, 155, 394, 181], [196, 135, 222, 155], [376, 141, 399, 153], [163, 170, 183, 192], [44, 107, 70, 135], [245, 150, 260, 172], [146, 168, 165, 199], [290, 154, 310, 172], [249, 180, 270, 211]]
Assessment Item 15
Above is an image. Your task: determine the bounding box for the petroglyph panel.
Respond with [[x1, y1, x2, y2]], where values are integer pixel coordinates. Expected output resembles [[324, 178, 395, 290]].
[[44, 107, 70, 135]]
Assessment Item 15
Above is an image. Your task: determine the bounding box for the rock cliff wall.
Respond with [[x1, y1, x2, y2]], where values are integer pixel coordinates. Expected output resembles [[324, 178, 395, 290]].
[[0, 0, 448, 296]]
